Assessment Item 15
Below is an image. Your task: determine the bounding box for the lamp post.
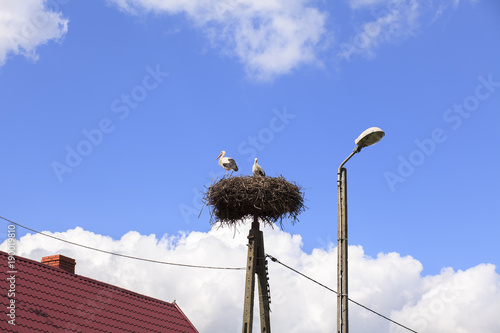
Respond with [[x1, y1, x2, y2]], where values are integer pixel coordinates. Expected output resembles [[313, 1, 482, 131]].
[[337, 127, 385, 333]]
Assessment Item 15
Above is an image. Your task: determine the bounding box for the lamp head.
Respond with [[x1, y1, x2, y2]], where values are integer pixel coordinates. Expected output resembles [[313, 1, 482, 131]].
[[355, 127, 385, 149]]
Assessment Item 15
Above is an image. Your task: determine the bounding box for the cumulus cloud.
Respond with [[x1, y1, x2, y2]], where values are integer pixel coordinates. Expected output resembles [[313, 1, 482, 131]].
[[2, 226, 499, 332], [391, 264, 500, 333], [0, 0, 69, 67], [107, 0, 327, 81]]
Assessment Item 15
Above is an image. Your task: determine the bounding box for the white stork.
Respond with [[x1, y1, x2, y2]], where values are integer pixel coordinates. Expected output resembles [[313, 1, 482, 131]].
[[252, 158, 266, 177], [216, 151, 238, 177]]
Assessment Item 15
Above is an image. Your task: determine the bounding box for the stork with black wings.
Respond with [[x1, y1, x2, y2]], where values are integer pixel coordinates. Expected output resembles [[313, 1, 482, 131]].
[[216, 151, 238, 177], [252, 158, 265, 177]]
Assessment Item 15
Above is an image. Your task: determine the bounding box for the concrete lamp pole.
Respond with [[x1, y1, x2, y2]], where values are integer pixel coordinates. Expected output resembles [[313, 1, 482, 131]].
[[337, 127, 385, 333]]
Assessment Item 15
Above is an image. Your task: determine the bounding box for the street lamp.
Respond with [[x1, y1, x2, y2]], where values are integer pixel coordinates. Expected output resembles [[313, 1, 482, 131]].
[[337, 127, 385, 333]]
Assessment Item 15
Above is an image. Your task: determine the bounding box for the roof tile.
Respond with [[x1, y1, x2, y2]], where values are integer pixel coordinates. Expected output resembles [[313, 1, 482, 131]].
[[0, 251, 199, 332]]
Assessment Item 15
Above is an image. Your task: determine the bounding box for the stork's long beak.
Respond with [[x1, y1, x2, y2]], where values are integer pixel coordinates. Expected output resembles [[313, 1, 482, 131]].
[[216, 153, 222, 160]]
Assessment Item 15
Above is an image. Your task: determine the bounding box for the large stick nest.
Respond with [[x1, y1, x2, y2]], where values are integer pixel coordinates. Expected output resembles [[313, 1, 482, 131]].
[[204, 175, 306, 228]]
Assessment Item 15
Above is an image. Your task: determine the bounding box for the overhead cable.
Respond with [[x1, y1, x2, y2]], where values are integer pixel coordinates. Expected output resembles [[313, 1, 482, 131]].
[[0, 215, 245, 270], [266, 254, 418, 333], [1, 215, 419, 332]]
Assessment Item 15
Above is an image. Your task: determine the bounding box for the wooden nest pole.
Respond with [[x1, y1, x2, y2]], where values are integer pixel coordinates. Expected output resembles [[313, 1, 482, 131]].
[[204, 176, 306, 333], [242, 214, 271, 333]]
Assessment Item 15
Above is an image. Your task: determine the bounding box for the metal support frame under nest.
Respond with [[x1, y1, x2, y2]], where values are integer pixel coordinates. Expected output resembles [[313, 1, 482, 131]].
[[242, 215, 271, 333]]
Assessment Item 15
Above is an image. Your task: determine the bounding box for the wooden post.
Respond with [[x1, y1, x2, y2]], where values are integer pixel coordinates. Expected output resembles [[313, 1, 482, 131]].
[[256, 223, 271, 332], [242, 215, 272, 333], [242, 218, 258, 333]]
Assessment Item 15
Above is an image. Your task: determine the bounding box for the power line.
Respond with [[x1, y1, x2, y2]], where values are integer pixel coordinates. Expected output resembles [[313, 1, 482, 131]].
[[0, 216, 245, 271], [2, 215, 418, 332], [266, 254, 418, 333]]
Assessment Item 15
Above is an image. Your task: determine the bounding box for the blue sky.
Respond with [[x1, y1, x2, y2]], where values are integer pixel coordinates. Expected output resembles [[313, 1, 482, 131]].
[[1, 1, 500, 331]]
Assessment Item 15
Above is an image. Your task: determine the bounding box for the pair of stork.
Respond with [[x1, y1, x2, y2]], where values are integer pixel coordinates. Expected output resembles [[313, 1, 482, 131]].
[[216, 151, 265, 177]]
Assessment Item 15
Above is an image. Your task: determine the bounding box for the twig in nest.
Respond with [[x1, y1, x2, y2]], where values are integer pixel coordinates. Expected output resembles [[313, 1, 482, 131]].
[[203, 175, 306, 229]]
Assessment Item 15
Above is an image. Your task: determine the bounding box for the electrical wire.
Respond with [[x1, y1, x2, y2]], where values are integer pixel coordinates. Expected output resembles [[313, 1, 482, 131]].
[[266, 254, 418, 333], [2, 215, 417, 331], [0, 216, 245, 271]]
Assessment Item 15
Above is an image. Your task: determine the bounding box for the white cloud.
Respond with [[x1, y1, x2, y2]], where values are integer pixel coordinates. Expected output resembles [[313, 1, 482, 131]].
[[391, 264, 500, 333], [107, 0, 327, 81], [430, 0, 480, 22], [339, 0, 481, 61], [2, 225, 500, 332], [0, 0, 68, 67], [339, 0, 420, 61]]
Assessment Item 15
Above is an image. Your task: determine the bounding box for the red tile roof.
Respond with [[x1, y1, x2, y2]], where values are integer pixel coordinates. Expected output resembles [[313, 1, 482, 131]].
[[0, 251, 199, 332]]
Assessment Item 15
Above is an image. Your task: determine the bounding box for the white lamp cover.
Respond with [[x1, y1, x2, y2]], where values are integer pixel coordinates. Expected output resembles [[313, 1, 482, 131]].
[[354, 127, 385, 148]]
